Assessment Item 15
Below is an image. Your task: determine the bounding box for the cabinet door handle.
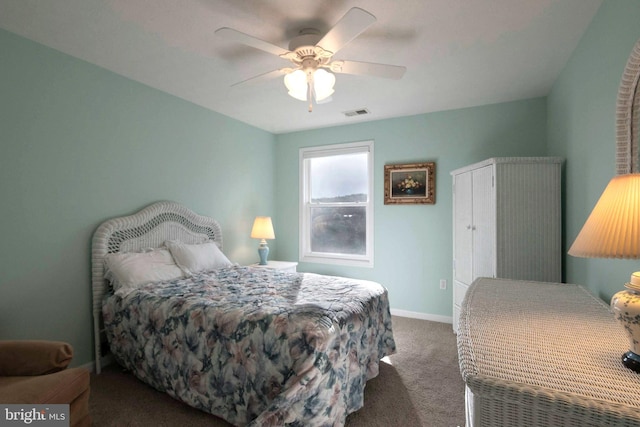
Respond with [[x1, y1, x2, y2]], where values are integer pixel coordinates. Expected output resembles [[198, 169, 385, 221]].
[[472, 226, 476, 230], [466, 225, 472, 230]]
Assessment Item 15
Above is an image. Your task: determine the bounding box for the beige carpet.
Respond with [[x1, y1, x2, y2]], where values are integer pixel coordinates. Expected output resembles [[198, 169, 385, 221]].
[[89, 316, 465, 426]]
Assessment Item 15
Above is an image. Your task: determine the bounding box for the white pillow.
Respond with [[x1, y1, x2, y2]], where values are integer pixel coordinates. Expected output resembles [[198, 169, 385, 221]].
[[104, 248, 184, 295], [165, 240, 232, 276]]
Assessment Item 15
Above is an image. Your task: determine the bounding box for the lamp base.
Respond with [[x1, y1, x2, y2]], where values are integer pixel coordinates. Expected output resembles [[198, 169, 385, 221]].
[[622, 351, 640, 373], [611, 282, 640, 373], [257, 241, 269, 265]]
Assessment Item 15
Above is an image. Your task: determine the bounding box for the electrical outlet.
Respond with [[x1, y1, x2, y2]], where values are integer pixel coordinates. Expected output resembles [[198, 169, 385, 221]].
[[439, 279, 447, 290]]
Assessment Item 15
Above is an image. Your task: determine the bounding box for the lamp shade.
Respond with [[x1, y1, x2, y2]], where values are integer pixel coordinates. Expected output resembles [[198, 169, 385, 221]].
[[284, 70, 308, 101], [250, 216, 275, 240], [313, 69, 335, 101], [568, 174, 640, 258]]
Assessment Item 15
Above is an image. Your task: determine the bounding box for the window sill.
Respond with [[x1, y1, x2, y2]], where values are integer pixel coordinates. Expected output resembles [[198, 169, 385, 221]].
[[299, 254, 373, 268]]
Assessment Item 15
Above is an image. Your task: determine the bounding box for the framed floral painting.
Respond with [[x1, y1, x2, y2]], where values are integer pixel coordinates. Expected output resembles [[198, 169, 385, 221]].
[[384, 162, 435, 205]]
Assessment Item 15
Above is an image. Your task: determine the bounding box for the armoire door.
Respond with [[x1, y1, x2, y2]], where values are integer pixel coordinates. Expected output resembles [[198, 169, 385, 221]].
[[453, 171, 473, 285], [471, 165, 495, 280]]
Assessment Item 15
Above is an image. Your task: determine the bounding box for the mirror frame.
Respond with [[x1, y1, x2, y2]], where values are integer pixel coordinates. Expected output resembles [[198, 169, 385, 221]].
[[616, 38, 640, 174]]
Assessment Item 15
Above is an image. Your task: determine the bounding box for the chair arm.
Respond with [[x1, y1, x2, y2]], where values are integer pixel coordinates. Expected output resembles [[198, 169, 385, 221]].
[[0, 341, 73, 376]]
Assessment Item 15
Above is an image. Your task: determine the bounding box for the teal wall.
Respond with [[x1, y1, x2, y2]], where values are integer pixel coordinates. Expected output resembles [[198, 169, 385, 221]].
[[0, 29, 275, 366], [547, 0, 640, 301], [274, 98, 548, 318]]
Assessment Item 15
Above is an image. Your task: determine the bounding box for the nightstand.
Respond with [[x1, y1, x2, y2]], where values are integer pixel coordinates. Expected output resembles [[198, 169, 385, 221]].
[[250, 261, 298, 273]]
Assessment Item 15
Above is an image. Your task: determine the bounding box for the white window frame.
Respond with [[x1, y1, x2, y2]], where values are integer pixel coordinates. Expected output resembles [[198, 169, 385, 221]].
[[299, 140, 374, 267]]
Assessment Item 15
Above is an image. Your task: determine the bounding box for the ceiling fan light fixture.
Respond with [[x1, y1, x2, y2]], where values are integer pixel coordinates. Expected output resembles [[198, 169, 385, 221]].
[[284, 69, 308, 101], [284, 68, 335, 104], [313, 69, 335, 102]]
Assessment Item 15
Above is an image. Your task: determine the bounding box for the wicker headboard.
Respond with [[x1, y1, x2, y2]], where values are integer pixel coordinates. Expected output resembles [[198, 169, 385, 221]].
[[91, 201, 223, 373]]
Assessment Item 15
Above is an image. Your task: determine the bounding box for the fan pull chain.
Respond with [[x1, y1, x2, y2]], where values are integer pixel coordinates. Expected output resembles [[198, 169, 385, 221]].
[[307, 75, 313, 112]]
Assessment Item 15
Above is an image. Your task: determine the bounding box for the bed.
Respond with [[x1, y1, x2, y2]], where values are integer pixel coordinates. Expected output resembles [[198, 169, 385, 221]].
[[91, 201, 396, 426]]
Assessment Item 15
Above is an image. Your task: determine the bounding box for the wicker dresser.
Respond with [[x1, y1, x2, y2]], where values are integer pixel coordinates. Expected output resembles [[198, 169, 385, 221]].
[[458, 278, 640, 427]]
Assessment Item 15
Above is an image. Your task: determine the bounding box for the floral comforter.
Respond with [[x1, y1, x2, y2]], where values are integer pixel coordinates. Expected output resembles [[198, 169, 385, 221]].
[[103, 266, 396, 426]]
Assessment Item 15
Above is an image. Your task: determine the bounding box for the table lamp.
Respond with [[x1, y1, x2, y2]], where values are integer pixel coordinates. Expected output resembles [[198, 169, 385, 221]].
[[251, 216, 275, 265], [568, 173, 640, 372]]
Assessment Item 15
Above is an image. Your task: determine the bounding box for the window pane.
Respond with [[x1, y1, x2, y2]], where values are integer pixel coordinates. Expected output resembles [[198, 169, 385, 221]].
[[310, 206, 366, 255], [310, 153, 368, 202], [300, 140, 373, 267]]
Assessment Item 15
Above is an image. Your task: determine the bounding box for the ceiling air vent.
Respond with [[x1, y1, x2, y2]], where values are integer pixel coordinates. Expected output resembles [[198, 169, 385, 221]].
[[343, 108, 370, 117]]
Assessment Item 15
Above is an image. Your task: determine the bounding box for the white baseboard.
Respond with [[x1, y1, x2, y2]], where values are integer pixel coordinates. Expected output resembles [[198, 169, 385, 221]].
[[81, 354, 114, 373], [391, 308, 453, 324]]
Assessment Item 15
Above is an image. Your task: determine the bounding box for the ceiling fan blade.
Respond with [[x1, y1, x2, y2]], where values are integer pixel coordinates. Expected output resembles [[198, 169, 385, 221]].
[[330, 60, 406, 79], [318, 7, 376, 55], [215, 27, 290, 57], [231, 69, 289, 88]]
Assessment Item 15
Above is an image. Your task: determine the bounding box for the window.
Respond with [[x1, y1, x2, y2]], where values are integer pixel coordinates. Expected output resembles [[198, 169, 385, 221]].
[[299, 141, 374, 267]]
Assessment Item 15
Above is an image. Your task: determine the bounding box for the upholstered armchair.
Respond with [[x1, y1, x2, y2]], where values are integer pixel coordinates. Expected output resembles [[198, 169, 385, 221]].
[[0, 340, 91, 426]]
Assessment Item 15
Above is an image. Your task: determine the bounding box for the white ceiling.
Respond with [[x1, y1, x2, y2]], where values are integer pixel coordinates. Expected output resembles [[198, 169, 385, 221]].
[[0, 0, 602, 134]]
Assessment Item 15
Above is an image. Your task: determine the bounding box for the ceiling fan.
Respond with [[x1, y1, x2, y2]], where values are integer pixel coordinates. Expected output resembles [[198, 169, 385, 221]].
[[215, 7, 406, 112]]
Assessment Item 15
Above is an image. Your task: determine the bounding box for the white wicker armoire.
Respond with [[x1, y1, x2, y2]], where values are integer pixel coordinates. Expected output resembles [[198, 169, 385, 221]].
[[451, 157, 563, 331]]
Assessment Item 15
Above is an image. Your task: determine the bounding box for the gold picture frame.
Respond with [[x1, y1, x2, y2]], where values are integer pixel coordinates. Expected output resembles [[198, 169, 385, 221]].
[[384, 162, 435, 205]]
